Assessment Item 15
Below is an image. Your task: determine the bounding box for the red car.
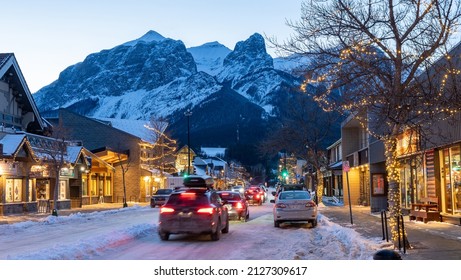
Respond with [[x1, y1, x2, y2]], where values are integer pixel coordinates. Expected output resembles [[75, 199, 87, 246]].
[[244, 186, 264, 206]]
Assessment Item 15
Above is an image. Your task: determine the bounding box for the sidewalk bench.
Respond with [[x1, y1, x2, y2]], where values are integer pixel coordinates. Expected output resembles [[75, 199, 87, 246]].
[[409, 197, 440, 223]]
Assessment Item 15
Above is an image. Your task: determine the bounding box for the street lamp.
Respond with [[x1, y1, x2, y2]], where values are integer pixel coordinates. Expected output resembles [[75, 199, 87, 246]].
[[184, 108, 192, 176]]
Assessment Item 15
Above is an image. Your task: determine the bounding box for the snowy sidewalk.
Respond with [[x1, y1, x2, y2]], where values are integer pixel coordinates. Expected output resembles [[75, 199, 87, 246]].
[[320, 205, 461, 260]]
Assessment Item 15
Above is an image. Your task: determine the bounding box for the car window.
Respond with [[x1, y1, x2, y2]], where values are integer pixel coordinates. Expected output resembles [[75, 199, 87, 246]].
[[167, 193, 209, 206], [279, 192, 311, 200], [218, 192, 241, 200], [155, 189, 173, 195]]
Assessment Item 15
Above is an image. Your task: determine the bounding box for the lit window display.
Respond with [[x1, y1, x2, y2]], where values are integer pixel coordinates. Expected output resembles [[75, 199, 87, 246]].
[[399, 155, 425, 208], [5, 179, 22, 203], [441, 145, 461, 214]]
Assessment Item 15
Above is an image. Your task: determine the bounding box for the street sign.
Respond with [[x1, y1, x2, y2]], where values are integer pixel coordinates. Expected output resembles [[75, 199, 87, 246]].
[[343, 160, 350, 172]]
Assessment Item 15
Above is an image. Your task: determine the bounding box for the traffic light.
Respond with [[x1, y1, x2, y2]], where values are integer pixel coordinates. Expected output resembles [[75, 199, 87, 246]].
[[281, 168, 288, 178]]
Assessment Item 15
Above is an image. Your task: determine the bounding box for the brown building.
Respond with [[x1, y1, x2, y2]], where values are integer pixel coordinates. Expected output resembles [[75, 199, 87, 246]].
[[50, 109, 163, 204]]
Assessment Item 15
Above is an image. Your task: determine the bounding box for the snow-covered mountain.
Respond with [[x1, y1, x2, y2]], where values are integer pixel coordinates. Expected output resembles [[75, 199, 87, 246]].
[[33, 30, 309, 155], [187, 41, 231, 76]]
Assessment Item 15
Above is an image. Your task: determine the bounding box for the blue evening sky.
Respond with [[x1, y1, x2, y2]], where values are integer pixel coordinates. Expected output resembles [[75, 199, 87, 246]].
[[2, 0, 304, 93]]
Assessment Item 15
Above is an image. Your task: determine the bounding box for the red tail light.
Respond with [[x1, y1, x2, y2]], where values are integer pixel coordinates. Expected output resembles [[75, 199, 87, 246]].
[[160, 207, 174, 213], [235, 202, 243, 209], [306, 201, 316, 207], [276, 203, 287, 208], [197, 207, 214, 214], [255, 194, 260, 198]]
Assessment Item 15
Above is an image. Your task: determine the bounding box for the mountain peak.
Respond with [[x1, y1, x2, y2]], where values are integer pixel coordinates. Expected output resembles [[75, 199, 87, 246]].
[[122, 30, 166, 46], [234, 33, 266, 54], [217, 33, 273, 85]]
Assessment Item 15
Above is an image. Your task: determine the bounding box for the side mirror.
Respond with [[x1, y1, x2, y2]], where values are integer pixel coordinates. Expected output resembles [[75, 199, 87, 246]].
[[271, 191, 276, 196]]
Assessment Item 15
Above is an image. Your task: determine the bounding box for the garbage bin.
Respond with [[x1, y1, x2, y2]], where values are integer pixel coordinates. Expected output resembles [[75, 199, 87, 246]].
[[373, 249, 401, 260]]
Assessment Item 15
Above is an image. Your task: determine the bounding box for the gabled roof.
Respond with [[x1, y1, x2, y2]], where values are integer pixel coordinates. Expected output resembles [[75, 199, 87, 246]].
[[193, 156, 208, 166], [0, 133, 36, 160], [0, 53, 45, 132], [203, 157, 227, 167]]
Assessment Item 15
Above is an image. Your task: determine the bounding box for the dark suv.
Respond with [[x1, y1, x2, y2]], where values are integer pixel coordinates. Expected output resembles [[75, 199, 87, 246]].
[[158, 179, 229, 241]]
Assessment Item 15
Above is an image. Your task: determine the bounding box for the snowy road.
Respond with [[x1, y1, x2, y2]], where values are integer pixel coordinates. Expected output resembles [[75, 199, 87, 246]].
[[0, 200, 384, 260]]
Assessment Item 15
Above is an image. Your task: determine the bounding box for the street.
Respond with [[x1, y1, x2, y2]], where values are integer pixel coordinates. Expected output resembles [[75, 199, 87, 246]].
[[92, 202, 274, 260], [0, 197, 383, 260]]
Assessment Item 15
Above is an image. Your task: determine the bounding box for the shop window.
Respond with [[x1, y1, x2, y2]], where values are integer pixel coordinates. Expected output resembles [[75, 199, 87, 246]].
[[105, 177, 112, 195], [5, 179, 22, 202], [28, 179, 33, 202], [36, 180, 50, 200], [91, 178, 97, 196], [99, 180, 104, 196], [82, 178, 88, 196], [440, 146, 461, 214]]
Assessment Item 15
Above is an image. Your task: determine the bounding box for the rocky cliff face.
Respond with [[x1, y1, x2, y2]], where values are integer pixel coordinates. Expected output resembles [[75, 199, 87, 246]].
[[33, 30, 307, 152]]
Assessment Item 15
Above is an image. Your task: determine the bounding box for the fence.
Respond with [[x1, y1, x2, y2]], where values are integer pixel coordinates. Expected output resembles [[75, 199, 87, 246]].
[[37, 200, 50, 213]]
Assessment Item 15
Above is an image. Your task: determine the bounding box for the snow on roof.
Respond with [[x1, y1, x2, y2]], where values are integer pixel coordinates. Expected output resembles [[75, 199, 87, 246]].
[[200, 147, 226, 157], [0, 134, 26, 156], [193, 157, 208, 166], [66, 146, 83, 164], [194, 166, 207, 176], [94, 117, 155, 144], [203, 157, 226, 167]]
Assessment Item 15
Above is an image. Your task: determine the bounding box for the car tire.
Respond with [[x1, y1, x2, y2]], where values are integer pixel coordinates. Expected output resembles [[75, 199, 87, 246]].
[[211, 220, 222, 241], [222, 217, 229, 233], [274, 220, 280, 228], [311, 219, 318, 228], [159, 231, 170, 241]]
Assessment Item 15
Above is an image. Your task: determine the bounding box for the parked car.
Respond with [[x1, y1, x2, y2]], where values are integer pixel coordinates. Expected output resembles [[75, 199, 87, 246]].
[[271, 190, 318, 228], [244, 186, 264, 205], [217, 191, 249, 221], [158, 180, 229, 241], [150, 188, 174, 208]]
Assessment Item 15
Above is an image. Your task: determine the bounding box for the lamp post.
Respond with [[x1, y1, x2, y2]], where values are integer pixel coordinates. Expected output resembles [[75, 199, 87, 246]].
[[184, 109, 192, 175]]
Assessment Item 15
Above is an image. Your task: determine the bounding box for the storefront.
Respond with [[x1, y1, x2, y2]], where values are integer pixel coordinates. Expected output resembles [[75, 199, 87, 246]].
[[0, 160, 39, 215], [439, 145, 461, 216], [398, 154, 426, 210], [81, 151, 115, 205]]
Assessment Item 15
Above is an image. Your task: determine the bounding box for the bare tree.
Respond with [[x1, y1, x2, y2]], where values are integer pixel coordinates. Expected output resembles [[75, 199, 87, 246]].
[[116, 149, 131, 208], [32, 123, 70, 216], [269, 0, 461, 247], [259, 92, 341, 203], [144, 117, 178, 178]]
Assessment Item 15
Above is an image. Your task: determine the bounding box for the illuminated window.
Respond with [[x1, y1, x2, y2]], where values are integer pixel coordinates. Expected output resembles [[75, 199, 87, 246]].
[[82, 178, 88, 196], [5, 179, 22, 202], [105, 177, 112, 195]]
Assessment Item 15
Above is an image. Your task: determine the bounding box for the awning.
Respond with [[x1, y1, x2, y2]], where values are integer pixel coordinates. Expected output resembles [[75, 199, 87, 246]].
[[329, 161, 342, 170]]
